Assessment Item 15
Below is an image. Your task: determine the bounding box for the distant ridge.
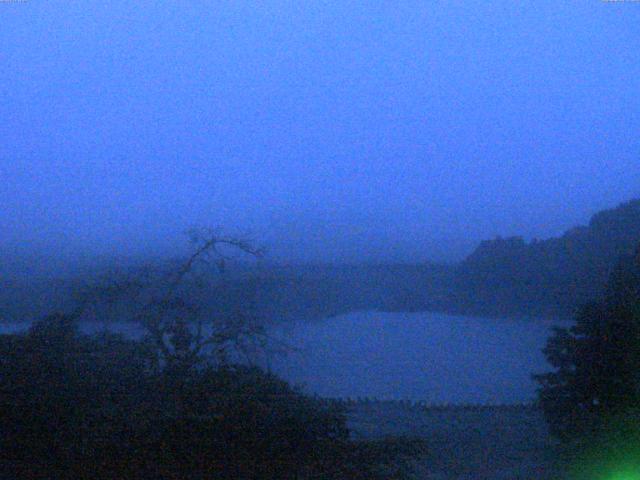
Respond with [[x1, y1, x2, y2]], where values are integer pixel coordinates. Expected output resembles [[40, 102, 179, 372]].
[[448, 198, 640, 319], [2, 198, 639, 323]]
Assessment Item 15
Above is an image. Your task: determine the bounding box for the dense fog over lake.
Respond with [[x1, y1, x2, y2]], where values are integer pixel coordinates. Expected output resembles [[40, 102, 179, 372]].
[[3, 1, 640, 476], [2, 2, 640, 265]]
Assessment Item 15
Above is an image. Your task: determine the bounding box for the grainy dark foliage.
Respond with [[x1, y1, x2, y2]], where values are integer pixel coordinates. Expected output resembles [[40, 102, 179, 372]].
[[0, 314, 426, 479], [535, 245, 640, 472], [453, 200, 640, 319]]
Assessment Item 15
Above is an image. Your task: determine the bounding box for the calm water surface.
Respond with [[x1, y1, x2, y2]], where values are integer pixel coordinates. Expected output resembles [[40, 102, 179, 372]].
[[1, 311, 564, 404], [267, 311, 564, 404]]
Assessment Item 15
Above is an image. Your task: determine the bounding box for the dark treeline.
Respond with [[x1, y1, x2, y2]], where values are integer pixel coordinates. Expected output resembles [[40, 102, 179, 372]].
[[0, 262, 453, 325], [450, 198, 640, 319], [0, 233, 428, 479], [0, 315, 426, 479], [4, 198, 639, 324], [1, 211, 639, 478], [536, 245, 640, 476], [252, 198, 640, 321]]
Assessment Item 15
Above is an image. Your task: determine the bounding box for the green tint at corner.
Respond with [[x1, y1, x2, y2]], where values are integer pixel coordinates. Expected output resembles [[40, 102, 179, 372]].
[[560, 411, 640, 480]]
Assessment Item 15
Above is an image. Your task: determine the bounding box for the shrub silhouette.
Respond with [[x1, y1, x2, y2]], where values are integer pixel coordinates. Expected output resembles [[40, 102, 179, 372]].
[[0, 313, 426, 479], [535, 245, 640, 474]]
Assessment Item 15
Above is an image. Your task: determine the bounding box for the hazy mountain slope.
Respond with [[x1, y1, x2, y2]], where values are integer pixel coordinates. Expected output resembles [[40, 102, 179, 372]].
[[448, 199, 640, 318], [2, 199, 639, 323]]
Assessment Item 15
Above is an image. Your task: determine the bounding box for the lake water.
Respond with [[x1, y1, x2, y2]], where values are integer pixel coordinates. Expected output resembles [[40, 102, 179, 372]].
[[266, 311, 564, 404], [0, 311, 564, 404]]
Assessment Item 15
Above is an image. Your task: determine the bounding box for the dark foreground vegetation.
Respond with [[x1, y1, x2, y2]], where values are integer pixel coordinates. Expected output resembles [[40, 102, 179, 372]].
[[453, 198, 640, 319], [0, 314, 426, 479], [536, 244, 640, 477], [1, 214, 640, 478], [0, 233, 427, 479], [348, 401, 554, 479]]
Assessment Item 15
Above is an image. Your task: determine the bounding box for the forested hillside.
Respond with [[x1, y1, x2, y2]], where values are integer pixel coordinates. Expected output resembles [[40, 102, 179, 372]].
[[2, 199, 639, 324], [448, 199, 640, 318]]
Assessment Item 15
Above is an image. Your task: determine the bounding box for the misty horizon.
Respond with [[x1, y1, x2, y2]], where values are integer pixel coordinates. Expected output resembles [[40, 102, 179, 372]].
[[2, 2, 640, 268], [2, 195, 640, 278], [3, 3, 640, 476]]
